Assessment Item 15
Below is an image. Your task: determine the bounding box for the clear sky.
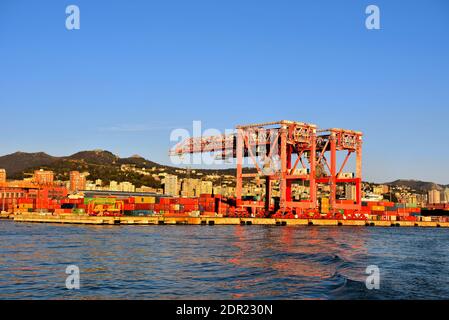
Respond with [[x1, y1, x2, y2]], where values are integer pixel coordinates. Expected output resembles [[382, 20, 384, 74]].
[[0, 0, 448, 184]]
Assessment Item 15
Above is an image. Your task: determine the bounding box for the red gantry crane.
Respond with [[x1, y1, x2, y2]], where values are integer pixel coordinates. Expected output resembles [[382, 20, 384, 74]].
[[170, 120, 363, 218], [315, 128, 363, 212]]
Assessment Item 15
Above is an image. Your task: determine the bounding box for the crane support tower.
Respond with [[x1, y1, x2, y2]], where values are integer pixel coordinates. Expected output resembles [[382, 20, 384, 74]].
[[170, 120, 363, 217]]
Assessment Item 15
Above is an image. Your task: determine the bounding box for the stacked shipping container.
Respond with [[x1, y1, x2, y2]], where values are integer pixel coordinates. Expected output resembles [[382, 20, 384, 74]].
[[6, 186, 449, 221]]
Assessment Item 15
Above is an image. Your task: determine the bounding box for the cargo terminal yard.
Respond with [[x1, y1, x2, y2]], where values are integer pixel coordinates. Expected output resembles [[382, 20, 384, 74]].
[[1, 120, 449, 227]]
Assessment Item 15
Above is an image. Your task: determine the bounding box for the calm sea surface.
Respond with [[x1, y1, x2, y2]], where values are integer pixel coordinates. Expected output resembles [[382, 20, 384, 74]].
[[1, 220, 449, 300]]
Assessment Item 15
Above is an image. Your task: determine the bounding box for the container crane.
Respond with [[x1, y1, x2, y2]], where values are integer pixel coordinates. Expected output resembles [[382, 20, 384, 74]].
[[170, 120, 363, 217]]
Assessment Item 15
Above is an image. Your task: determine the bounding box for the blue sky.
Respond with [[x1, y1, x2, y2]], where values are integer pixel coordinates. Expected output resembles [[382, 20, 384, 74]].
[[0, 0, 448, 183]]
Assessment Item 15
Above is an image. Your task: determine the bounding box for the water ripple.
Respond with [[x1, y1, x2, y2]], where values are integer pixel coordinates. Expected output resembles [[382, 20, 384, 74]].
[[1, 221, 449, 299]]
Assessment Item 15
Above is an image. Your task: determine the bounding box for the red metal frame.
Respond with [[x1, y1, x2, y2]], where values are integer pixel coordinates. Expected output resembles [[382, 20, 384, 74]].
[[316, 128, 363, 212], [170, 120, 363, 216], [235, 121, 317, 213]]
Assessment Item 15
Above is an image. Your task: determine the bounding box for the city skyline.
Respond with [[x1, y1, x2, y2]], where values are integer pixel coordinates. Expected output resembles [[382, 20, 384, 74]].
[[0, 149, 449, 188], [1, 0, 449, 184]]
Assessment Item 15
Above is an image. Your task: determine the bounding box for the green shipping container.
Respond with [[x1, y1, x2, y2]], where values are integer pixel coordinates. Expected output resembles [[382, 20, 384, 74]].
[[84, 198, 116, 205]]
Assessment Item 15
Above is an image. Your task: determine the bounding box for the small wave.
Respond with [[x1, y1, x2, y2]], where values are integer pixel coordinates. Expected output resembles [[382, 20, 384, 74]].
[[274, 252, 345, 266]]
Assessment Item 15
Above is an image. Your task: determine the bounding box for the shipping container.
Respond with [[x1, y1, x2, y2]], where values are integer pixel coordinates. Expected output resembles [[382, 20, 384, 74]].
[[133, 196, 156, 204], [84, 197, 116, 205], [337, 199, 354, 204]]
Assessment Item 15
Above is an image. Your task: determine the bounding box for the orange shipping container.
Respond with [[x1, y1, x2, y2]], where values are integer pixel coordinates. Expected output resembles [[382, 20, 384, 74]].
[[366, 202, 379, 207]]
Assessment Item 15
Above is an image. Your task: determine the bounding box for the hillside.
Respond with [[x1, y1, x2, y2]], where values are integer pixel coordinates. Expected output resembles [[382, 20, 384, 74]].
[[386, 179, 446, 192], [2, 150, 445, 191], [0, 152, 58, 176], [117, 155, 162, 168], [0, 150, 246, 188], [67, 150, 119, 165]]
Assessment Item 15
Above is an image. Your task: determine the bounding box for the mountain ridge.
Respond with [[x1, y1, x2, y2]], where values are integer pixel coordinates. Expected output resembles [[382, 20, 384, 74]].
[[0, 150, 447, 190], [385, 179, 447, 192], [0, 150, 241, 188]]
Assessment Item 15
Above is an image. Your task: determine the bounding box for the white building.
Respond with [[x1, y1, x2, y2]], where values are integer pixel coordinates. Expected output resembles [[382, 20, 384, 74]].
[[199, 181, 213, 195], [345, 184, 357, 201], [119, 182, 135, 192], [443, 188, 449, 204], [109, 181, 118, 191], [428, 189, 441, 204], [164, 175, 179, 196]]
